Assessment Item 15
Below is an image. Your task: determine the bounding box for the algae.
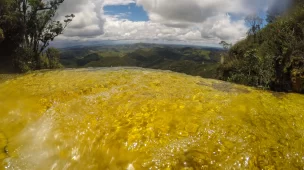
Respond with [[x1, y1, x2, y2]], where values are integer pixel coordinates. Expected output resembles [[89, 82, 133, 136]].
[[0, 68, 303, 169]]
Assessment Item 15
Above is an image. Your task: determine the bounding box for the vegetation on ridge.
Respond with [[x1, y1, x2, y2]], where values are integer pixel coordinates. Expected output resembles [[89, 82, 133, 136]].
[[59, 44, 223, 78], [217, 1, 304, 93]]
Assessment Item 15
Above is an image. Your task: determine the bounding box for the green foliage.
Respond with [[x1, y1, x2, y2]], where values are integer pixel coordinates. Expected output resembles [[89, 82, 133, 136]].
[[0, 0, 74, 71], [19, 0, 74, 55], [60, 46, 222, 79], [224, 50, 274, 87], [0, 0, 24, 57], [218, 3, 304, 93], [77, 53, 101, 66], [219, 41, 232, 50], [13, 47, 36, 72], [0, 28, 3, 42], [46, 48, 62, 69], [13, 47, 62, 72], [245, 15, 263, 43]]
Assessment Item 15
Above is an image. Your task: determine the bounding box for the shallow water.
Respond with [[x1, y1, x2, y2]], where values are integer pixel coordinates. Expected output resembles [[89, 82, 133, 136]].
[[0, 68, 304, 169]]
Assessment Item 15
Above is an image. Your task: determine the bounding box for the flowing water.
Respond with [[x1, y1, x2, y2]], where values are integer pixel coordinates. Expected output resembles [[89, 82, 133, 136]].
[[0, 68, 304, 170]]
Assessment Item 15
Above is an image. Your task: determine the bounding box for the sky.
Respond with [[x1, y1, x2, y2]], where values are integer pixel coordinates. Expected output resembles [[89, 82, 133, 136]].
[[51, 0, 291, 47]]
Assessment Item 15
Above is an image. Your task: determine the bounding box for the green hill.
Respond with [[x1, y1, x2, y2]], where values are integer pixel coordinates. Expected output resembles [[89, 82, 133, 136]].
[[59, 45, 223, 78]]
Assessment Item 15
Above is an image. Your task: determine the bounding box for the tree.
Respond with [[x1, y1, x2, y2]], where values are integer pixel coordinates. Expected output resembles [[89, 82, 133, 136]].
[[0, 0, 24, 59], [219, 41, 232, 50], [218, 3, 304, 93], [245, 15, 263, 42], [18, 0, 74, 66], [219, 41, 232, 64], [0, 0, 74, 70], [46, 47, 61, 68]]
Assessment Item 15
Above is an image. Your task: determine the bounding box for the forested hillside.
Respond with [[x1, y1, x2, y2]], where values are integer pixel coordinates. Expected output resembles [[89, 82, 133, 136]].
[[59, 44, 223, 78], [218, 1, 304, 93]]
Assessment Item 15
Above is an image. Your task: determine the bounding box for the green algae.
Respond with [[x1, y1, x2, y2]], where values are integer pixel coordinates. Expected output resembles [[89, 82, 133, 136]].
[[0, 68, 304, 169]]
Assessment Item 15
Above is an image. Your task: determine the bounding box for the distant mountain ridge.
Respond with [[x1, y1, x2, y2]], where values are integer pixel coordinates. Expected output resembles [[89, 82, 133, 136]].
[[59, 44, 223, 78]]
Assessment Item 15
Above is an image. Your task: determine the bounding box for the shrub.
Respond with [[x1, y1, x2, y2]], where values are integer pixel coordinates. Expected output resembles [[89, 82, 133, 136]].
[[45, 48, 62, 69], [220, 49, 275, 89], [13, 47, 62, 72], [218, 3, 304, 93], [13, 47, 36, 72], [39, 54, 50, 69]]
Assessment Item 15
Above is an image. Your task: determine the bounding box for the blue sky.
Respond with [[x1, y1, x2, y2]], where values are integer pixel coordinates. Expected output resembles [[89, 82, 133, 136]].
[[104, 3, 149, 21]]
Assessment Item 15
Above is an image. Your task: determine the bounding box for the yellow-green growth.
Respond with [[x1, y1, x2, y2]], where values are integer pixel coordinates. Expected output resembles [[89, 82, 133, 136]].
[[0, 68, 304, 169], [0, 28, 4, 42]]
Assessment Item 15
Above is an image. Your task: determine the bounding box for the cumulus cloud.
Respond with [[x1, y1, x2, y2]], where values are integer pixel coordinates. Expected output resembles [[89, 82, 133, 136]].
[[53, 0, 292, 47], [56, 0, 105, 37], [132, 0, 290, 42], [199, 14, 247, 41], [136, 0, 264, 25], [136, 0, 290, 24], [101, 16, 200, 41], [99, 13, 247, 44]]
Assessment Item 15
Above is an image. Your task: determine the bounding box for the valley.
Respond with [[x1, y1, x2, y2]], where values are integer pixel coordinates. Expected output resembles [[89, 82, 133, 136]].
[[59, 43, 223, 78]]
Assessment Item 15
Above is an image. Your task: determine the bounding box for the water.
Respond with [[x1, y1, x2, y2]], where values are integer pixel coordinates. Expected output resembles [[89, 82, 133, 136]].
[[0, 68, 304, 169]]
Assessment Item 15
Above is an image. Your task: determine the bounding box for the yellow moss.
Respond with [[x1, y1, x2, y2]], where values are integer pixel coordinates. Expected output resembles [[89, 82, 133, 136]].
[[0, 132, 7, 161], [0, 68, 303, 170]]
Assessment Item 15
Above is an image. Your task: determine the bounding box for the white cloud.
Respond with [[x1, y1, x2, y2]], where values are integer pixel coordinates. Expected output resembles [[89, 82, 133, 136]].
[[100, 13, 246, 44], [52, 0, 290, 47], [56, 0, 105, 37], [55, 14, 242, 47], [133, 0, 291, 42], [199, 14, 247, 41], [104, 0, 135, 6], [136, 0, 266, 25]]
